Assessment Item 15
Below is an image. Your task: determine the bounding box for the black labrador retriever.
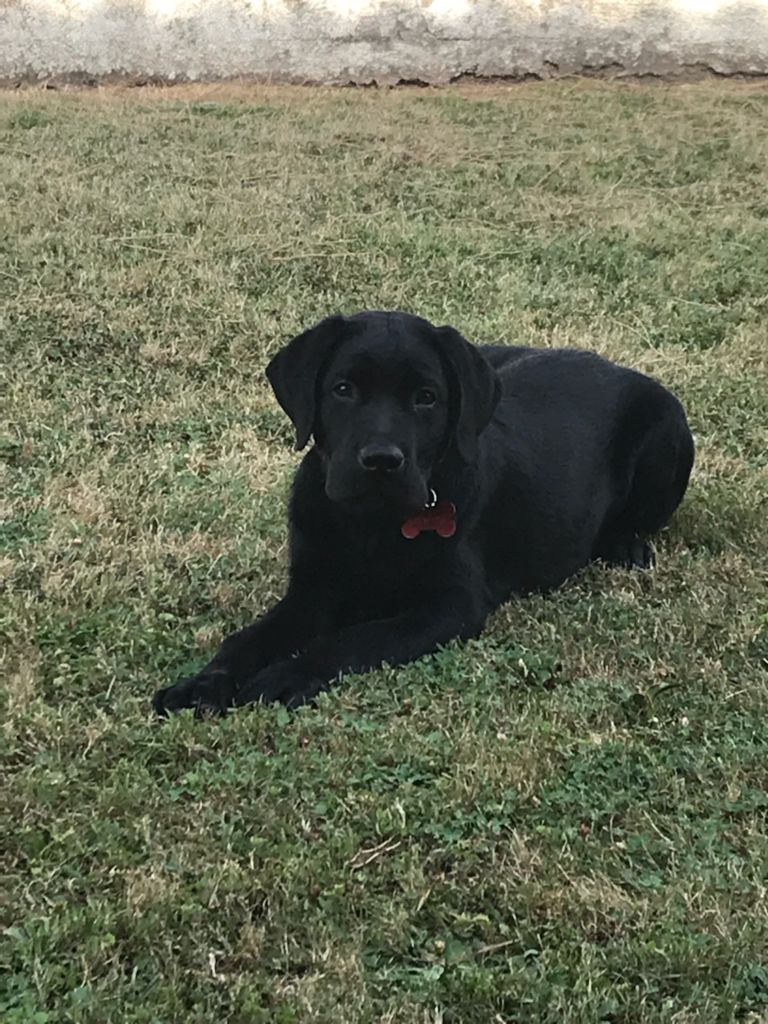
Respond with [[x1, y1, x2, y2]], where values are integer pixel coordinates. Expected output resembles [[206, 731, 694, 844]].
[[153, 311, 694, 716]]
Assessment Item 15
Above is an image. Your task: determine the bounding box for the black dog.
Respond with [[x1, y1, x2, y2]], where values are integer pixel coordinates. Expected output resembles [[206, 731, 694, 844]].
[[153, 311, 694, 716]]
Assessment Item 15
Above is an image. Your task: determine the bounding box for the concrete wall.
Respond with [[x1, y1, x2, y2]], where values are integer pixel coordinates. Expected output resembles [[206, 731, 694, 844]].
[[2, 0, 768, 85]]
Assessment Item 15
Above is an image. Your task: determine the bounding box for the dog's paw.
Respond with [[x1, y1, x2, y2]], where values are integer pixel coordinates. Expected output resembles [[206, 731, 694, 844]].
[[152, 671, 233, 719], [597, 534, 655, 571], [628, 538, 655, 569], [235, 661, 326, 710]]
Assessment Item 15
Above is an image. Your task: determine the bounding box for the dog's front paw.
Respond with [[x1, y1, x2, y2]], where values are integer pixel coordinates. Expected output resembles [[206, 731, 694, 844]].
[[235, 661, 326, 710], [153, 670, 234, 719]]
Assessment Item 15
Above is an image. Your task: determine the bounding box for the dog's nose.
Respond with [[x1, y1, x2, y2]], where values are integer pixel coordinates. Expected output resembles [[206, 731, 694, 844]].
[[358, 444, 405, 472]]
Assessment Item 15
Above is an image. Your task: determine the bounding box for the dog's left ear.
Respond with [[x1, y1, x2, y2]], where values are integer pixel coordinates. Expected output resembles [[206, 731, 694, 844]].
[[266, 314, 349, 450], [434, 325, 501, 463]]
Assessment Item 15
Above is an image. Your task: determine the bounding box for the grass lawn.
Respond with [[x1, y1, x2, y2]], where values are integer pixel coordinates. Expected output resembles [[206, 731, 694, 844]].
[[2, 80, 767, 1023]]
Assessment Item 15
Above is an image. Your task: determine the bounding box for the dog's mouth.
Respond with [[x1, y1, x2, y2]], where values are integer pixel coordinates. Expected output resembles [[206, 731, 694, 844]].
[[325, 475, 430, 518]]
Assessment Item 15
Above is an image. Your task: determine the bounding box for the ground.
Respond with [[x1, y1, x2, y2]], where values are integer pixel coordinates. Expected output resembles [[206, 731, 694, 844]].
[[1, 81, 767, 1023]]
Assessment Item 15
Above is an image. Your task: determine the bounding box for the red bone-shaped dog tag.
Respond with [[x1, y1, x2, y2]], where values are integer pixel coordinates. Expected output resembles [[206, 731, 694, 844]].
[[401, 500, 457, 540]]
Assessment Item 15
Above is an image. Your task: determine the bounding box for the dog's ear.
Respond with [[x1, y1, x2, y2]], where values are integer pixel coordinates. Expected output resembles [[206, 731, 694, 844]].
[[434, 325, 501, 463], [266, 314, 349, 450]]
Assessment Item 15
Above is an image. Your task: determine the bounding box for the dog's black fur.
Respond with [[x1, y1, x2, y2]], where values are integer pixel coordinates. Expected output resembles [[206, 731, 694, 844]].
[[153, 311, 694, 716]]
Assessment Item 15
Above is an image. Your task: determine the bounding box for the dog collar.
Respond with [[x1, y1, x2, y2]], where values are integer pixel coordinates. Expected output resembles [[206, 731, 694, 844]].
[[401, 489, 457, 540]]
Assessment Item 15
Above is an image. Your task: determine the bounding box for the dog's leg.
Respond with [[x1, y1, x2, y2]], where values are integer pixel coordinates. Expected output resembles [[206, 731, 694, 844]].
[[231, 588, 486, 709], [152, 588, 331, 717], [595, 395, 694, 570]]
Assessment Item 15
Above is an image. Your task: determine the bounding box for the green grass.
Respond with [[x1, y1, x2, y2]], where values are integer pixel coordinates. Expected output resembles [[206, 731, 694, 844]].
[[2, 80, 768, 1023]]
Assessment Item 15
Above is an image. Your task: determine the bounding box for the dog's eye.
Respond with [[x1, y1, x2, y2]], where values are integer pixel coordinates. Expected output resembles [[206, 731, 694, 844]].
[[414, 387, 437, 407], [332, 381, 355, 399]]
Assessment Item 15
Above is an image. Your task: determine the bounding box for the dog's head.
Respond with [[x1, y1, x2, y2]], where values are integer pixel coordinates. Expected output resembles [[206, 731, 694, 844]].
[[266, 311, 500, 515]]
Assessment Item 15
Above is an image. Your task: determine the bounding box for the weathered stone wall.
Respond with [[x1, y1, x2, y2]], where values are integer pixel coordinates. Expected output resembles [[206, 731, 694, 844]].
[[2, 0, 768, 85]]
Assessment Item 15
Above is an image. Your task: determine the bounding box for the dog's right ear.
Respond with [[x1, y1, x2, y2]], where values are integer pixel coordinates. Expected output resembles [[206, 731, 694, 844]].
[[266, 314, 349, 450]]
